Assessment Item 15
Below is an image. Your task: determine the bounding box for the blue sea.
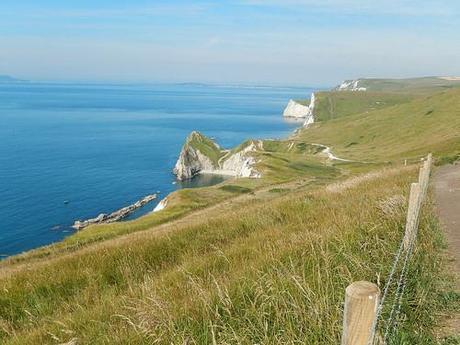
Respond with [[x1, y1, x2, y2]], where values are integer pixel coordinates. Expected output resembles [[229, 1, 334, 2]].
[[0, 82, 314, 257]]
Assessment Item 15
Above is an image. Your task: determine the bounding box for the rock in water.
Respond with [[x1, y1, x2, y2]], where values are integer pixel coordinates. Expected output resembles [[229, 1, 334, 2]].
[[72, 194, 157, 230]]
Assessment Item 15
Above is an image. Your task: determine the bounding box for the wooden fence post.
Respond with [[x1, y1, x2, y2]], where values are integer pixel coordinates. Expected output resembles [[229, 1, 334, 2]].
[[420, 154, 432, 198], [341, 281, 380, 345], [403, 182, 422, 250]]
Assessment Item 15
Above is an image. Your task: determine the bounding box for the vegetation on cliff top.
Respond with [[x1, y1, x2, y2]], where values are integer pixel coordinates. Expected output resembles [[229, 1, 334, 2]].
[[337, 77, 460, 94], [296, 88, 460, 162], [185, 131, 225, 167]]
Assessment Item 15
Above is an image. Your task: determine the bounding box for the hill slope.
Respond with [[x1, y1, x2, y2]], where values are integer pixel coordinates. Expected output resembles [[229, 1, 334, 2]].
[[296, 88, 460, 162], [335, 76, 460, 93]]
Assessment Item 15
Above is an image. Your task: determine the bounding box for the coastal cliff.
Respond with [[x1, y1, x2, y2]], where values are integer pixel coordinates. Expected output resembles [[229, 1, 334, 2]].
[[283, 93, 315, 127], [335, 79, 367, 91], [173, 131, 222, 180], [283, 99, 310, 118], [173, 131, 262, 180]]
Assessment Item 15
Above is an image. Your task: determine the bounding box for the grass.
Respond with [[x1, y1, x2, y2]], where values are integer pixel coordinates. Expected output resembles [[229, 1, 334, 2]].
[[312, 91, 416, 122], [219, 185, 253, 194], [338, 77, 460, 94], [187, 131, 225, 167], [3, 158, 340, 266], [0, 167, 457, 344], [1, 80, 459, 343], [295, 88, 460, 162]]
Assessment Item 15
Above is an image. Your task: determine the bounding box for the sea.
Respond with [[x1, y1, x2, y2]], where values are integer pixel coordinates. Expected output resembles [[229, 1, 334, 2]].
[[0, 82, 314, 257]]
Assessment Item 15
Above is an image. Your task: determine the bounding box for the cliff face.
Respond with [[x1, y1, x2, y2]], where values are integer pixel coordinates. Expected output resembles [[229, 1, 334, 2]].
[[173, 132, 262, 180], [173, 131, 221, 180], [283, 99, 310, 118], [303, 93, 315, 127], [283, 94, 315, 128], [221, 140, 263, 178], [335, 79, 367, 91]]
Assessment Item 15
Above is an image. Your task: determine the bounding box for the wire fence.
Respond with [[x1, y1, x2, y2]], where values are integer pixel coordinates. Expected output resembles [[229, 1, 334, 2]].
[[341, 154, 432, 345]]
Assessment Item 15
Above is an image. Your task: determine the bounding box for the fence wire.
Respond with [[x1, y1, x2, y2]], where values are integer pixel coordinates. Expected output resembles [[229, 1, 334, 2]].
[[368, 157, 430, 345]]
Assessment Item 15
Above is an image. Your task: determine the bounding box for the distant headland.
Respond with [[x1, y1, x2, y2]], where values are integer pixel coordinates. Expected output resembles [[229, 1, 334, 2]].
[[0, 75, 26, 83]]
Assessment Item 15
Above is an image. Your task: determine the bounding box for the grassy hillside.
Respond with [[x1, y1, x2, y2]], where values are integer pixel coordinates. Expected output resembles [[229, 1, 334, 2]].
[[312, 91, 417, 122], [337, 77, 460, 94], [1, 79, 459, 344], [0, 167, 455, 344], [296, 88, 460, 162]]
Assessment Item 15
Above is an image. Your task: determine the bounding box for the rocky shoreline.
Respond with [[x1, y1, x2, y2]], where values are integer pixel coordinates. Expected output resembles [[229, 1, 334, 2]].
[[76, 92, 317, 227], [72, 194, 157, 230]]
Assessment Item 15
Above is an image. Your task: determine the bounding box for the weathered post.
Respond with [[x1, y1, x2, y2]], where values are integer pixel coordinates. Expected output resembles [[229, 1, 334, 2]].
[[403, 182, 421, 250], [341, 281, 380, 345], [420, 154, 432, 198]]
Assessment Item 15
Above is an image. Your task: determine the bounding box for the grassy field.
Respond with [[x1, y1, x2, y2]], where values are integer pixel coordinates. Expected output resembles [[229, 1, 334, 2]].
[[0, 166, 457, 344], [296, 88, 460, 162], [310, 91, 417, 122], [336, 77, 460, 94], [1, 79, 459, 344]]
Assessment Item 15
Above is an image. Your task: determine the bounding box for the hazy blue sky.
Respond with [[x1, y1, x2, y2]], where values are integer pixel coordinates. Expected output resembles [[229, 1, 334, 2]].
[[0, 0, 459, 85]]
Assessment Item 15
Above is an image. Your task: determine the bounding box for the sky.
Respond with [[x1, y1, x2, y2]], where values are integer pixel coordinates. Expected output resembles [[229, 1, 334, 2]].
[[0, 0, 459, 85]]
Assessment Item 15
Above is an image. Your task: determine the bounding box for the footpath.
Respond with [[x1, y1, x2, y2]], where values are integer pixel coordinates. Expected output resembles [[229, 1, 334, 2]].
[[433, 163, 460, 335]]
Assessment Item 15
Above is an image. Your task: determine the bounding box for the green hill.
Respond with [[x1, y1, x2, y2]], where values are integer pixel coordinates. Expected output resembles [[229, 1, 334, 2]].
[[0, 78, 458, 344], [335, 76, 460, 93], [297, 88, 460, 162]]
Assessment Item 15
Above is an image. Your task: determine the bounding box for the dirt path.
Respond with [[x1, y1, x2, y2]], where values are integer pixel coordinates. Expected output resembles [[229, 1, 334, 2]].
[[433, 163, 460, 335], [433, 164, 460, 283]]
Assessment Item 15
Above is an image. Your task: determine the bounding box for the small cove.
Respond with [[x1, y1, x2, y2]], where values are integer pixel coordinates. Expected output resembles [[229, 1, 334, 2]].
[[0, 82, 314, 257]]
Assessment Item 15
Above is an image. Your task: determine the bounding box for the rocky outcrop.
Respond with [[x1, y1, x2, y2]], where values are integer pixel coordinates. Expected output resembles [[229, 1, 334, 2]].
[[335, 79, 367, 91], [283, 100, 310, 118], [173, 132, 262, 180], [153, 197, 168, 212], [283, 93, 315, 128], [173, 131, 221, 180], [220, 140, 263, 178], [303, 93, 315, 127], [72, 194, 157, 230]]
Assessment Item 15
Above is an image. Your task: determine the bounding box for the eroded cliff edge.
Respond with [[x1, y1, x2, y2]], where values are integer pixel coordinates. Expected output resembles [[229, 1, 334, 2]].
[[282, 93, 315, 127], [173, 131, 262, 180]]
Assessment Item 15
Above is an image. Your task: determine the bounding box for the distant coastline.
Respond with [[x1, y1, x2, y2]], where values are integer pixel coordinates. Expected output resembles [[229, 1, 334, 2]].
[[0, 75, 27, 83]]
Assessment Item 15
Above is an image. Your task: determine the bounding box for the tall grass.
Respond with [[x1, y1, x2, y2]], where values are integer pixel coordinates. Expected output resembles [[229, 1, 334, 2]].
[[1, 166, 456, 344]]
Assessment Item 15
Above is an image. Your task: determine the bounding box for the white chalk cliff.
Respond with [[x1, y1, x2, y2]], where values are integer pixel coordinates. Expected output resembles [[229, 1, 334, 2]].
[[153, 197, 168, 212], [336, 79, 367, 91], [173, 131, 262, 180], [283, 99, 310, 118], [173, 131, 219, 180], [283, 93, 315, 127]]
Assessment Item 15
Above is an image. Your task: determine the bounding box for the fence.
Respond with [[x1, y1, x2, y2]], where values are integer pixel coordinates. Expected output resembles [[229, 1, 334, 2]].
[[341, 154, 433, 345]]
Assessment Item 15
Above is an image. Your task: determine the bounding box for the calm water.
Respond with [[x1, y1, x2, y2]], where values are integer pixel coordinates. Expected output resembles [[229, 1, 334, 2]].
[[0, 82, 313, 257]]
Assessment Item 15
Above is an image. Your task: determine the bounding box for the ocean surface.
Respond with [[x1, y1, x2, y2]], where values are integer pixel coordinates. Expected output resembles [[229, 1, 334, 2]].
[[0, 82, 314, 257]]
